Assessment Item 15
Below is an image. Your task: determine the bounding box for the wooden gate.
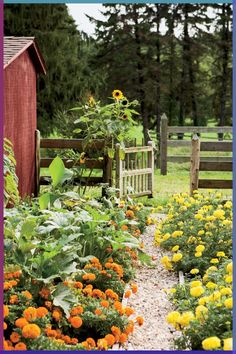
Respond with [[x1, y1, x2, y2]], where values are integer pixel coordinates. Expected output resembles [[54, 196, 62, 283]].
[[115, 141, 154, 198]]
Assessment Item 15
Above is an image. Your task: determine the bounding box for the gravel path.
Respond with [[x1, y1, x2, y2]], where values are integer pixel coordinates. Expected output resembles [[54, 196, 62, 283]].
[[125, 214, 178, 351]]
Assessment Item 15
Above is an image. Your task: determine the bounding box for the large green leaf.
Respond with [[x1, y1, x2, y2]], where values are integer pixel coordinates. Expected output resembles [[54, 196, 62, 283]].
[[49, 156, 65, 187], [52, 283, 76, 317], [20, 218, 37, 239]]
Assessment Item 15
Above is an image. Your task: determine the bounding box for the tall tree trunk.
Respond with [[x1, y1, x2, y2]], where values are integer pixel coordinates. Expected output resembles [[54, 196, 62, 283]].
[[189, 57, 198, 126], [167, 7, 176, 126], [219, 4, 229, 140], [133, 6, 149, 144]]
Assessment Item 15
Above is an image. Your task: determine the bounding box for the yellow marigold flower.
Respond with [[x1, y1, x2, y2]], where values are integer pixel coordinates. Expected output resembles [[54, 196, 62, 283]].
[[97, 338, 108, 350], [171, 245, 179, 252], [207, 266, 218, 272], [195, 252, 202, 258], [213, 209, 225, 219], [172, 230, 183, 238], [190, 286, 205, 297], [202, 336, 221, 350], [190, 280, 202, 288], [216, 251, 225, 257], [166, 311, 181, 325], [226, 262, 232, 273], [190, 268, 199, 275], [220, 287, 232, 296], [198, 230, 205, 235], [179, 312, 194, 327], [223, 338, 232, 351], [172, 253, 183, 263], [198, 297, 208, 306], [22, 324, 41, 339], [206, 282, 217, 289], [195, 214, 203, 220], [112, 90, 123, 100], [225, 275, 232, 283], [195, 245, 205, 252], [195, 305, 208, 320], [224, 297, 233, 309], [210, 258, 219, 264], [212, 291, 221, 301]]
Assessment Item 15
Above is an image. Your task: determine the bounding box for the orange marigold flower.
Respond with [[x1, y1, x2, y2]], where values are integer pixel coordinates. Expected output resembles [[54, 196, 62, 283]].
[[105, 289, 119, 301], [36, 307, 48, 318], [4, 340, 9, 350], [111, 326, 121, 337], [119, 333, 127, 344], [105, 262, 112, 269], [86, 337, 96, 348], [52, 309, 62, 322], [39, 287, 50, 299], [10, 295, 19, 304], [71, 338, 79, 345], [21, 290, 32, 300], [105, 334, 116, 346], [97, 338, 108, 350], [92, 289, 103, 298], [125, 320, 134, 335], [83, 287, 93, 296], [125, 210, 135, 219], [90, 257, 100, 264], [15, 342, 27, 350], [82, 273, 96, 281], [124, 290, 132, 298], [131, 283, 138, 294], [10, 332, 20, 343], [94, 308, 102, 316], [4, 305, 9, 318], [62, 335, 71, 344], [23, 307, 37, 322], [4, 321, 7, 330], [70, 316, 83, 329], [121, 225, 129, 231], [125, 307, 135, 316], [22, 324, 41, 339], [9, 280, 18, 287], [15, 318, 29, 329], [45, 328, 57, 338], [81, 341, 89, 349], [70, 306, 84, 316], [136, 316, 144, 326], [74, 281, 83, 289], [100, 300, 109, 308], [4, 282, 12, 291]]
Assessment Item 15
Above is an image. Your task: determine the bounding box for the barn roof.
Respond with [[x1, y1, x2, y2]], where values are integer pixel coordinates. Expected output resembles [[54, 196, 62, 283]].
[[4, 36, 46, 74]]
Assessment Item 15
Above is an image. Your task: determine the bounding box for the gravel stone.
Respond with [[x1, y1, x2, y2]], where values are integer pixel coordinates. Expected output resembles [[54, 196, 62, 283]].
[[125, 214, 179, 350]]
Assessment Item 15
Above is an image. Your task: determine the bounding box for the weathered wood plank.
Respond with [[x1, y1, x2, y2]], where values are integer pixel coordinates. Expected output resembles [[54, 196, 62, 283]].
[[168, 156, 232, 163], [168, 140, 191, 147], [124, 146, 153, 153], [40, 138, 105, 151], [200, 161, 232, 172], [40, 158, 104, 169], [201, 141, 232, 152], [198, 179, 232, 189], [115, 144, 123, 197], [35, 130, 41, 197], [190, 135, 200, 195], [122, 168, 152, 177], [160, 114, 168, 175], [40, 176, 104, 186], [168, 126, 232, 134]]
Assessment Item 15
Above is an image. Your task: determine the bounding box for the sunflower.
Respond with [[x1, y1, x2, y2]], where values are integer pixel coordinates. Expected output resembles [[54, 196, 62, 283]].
[[112, 90, 123, 100]]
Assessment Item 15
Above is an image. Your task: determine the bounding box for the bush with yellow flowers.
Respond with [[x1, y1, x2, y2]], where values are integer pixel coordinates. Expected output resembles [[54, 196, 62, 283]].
[[156, 191, 232, 275], [166, 260, 232, 350]]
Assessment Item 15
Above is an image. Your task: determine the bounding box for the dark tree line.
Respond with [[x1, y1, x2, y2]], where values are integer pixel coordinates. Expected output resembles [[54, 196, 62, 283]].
[[4, 4, 232, 141]]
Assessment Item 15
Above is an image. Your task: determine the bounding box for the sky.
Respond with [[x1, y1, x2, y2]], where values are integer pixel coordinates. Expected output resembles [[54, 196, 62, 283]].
[[67, 4, 105, 36]]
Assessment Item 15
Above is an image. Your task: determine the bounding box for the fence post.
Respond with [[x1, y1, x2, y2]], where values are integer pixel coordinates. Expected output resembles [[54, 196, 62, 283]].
[[190, 134, 200, 195], [160, 114, 168, 175], [35, 130, 41, 197], [148, 141, 154, 198], [103, 155, 113, 187], [115, 144, 123, 198]]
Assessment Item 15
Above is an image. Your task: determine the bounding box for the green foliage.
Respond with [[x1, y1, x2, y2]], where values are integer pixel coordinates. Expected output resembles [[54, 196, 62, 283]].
[[4, 138, 19, 207]]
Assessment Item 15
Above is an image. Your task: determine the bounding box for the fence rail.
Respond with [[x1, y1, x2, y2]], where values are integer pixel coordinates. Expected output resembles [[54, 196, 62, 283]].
[[190, 135, 232, 194], [160, 114, 232, 175], [116, 141, 154, 198], [35, 130, 112, 196]]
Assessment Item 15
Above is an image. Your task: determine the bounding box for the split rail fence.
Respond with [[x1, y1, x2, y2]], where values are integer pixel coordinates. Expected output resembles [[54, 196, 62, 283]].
[[190, 135, 232, 195], [160, 114, 232, 175]]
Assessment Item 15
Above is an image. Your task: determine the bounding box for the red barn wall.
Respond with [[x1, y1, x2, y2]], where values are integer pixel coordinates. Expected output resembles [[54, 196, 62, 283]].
[[4, 50, 37, 198]]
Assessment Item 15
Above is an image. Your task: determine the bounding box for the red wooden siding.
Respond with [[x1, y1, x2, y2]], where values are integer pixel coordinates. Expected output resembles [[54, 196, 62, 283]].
[[4, 50, 37, 198]]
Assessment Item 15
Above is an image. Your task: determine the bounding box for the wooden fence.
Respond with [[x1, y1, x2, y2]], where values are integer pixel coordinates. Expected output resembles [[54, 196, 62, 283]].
[[160, 114, 232, 175], [190, 135, 232, 195], [116, 141, 154, 198], [35, 130, 112, 196]]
